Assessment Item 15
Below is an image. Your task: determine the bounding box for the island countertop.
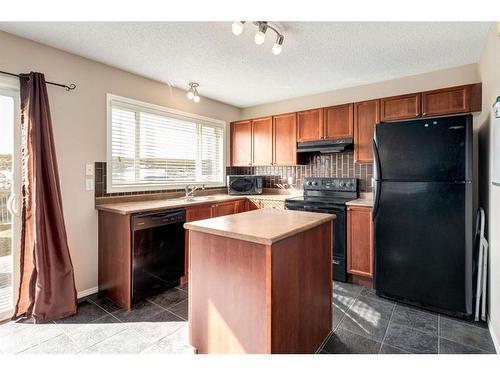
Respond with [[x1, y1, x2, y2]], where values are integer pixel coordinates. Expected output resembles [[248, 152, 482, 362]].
[[184, 208, 335, 245]]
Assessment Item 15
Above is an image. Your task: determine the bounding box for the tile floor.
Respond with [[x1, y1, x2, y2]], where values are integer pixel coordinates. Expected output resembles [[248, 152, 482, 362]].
[[320, 282, 496, 354], [0, 281, 496, 354]]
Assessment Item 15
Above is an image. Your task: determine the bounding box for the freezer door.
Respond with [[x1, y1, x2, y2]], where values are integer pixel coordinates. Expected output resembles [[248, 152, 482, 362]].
[[374, 181, 473, 316], [374, 115, 472, 181]]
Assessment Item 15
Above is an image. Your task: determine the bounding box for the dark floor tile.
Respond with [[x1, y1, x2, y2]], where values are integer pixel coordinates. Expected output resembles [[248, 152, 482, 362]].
[[177, 283, 188, 292], [333, 304, 346, 331], [82, 328, 151, 354], [384, 322, 438, 354], [339, 312, 389, 342], [55, 301, 107, 324], [349, 295, 395, 322], [439, 338, 491, 354], [391, 304, 438, 336], [439, 316, 495, 353], [147, 288, 188, 310], [379, 344, 410, 354], [20, 334, 80, 354], [359, 287, 378, 300], [167, 299, 188, 321], [323, 327, 381, 354], [112, 300, 165, 323], [92, 296, 122, 313], [333, 281, 363, 298]]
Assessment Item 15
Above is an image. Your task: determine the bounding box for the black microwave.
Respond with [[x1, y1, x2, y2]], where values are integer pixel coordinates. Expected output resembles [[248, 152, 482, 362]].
[[227, 175, 263, 195]]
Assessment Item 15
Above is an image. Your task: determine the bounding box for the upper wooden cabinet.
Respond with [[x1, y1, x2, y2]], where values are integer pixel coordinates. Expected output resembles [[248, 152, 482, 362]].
[[354, 100, 380, 164], [273, 113, 297, 165], [324, 104, 354, 140], [422, 84, 481, 117], [230, 120, 252, 166], [380, 93, 421, 122], [251, 117, 273, 166], [347, 205, 374, 278], [297, 108, 324, 142]]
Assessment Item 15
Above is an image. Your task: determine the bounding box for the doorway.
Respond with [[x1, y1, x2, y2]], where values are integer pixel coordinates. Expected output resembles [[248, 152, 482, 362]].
[[0, 77, 21, 321]]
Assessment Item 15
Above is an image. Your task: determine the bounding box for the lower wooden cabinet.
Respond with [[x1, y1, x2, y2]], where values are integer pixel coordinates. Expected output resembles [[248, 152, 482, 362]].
[[182, 199, 247, 284], [347, 205, 374, 278]]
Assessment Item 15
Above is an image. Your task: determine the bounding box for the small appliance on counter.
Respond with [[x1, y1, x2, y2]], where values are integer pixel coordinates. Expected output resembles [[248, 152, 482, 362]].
[[227, 175, 263, 195], [285, 177, 359, 282]]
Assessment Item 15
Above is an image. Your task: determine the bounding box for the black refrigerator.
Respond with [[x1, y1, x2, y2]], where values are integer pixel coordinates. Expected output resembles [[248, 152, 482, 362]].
[[373, 114, 474, 318]]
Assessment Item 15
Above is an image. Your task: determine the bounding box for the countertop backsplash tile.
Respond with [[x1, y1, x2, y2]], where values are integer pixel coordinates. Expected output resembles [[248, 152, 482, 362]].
[[227, 152, 373, 193]]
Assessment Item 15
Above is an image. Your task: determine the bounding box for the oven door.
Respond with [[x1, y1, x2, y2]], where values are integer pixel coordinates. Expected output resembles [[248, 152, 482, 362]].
[[286, 203, 347, 282]]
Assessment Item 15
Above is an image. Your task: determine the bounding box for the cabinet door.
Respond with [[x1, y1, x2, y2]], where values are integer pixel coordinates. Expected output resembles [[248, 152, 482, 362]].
[[231, 120, 252, 166], [347, 206, 373, 278], [234, 199, 247, 214], [380, 93, 421, 122], [251, 117, 273, 166], [297, 108, 323, 142], [422, 85, 470, 117], [183, 204, 213, 284], [211, 201, 237, 218], [324, 103, 354, 140], [354, 100, 380, 163], [273, 113, 297, 165]]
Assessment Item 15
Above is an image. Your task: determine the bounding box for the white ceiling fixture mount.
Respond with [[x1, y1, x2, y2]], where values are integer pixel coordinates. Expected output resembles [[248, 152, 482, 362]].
[[232, 21, 284, 55], [187, 82, 200, 103]]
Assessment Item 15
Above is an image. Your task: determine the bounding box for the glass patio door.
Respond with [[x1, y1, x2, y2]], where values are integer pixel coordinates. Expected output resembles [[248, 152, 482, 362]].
[[0, 78, 21, 321]]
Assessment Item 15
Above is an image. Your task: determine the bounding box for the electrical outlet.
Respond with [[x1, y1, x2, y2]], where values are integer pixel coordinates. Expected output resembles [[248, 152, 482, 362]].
[[85, 178, 94, 191], [85, 163, 94, 176]]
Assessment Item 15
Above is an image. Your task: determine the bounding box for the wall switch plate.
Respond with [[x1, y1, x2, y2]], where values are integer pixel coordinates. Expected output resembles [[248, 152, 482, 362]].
[[85, 163, 94, 176], [86, 178, 94, 191]]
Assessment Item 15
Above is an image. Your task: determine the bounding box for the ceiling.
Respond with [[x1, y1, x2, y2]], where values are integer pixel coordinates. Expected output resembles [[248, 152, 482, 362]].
[[0, 22, 491, 108]]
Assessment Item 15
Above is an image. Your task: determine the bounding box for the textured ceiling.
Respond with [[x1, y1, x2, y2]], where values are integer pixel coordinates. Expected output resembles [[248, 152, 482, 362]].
[[0, 22, 491, 108]]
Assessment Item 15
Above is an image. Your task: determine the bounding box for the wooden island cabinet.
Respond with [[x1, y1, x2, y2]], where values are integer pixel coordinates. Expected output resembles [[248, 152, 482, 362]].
[[185, 208, 334, 354]]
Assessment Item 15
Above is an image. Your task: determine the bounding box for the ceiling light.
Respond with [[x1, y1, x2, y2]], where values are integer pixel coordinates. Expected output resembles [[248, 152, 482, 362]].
[[232, 21, 245, 36], [254, 22, 267, 45], [232, 21, 284, 55], [272, 34, 284, 55], [187, 82, 200, 103]]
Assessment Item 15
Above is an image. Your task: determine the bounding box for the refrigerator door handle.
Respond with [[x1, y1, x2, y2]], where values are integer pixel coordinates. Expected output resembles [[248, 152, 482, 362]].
[[372, 138, 382, 220]]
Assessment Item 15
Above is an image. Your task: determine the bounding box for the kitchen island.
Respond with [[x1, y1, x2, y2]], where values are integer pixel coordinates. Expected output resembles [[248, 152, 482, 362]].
[[184, 208, 335, 354]]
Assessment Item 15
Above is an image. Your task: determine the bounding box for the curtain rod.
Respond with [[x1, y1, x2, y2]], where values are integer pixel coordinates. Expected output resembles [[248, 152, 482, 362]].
[[0, 70, 76, 91]]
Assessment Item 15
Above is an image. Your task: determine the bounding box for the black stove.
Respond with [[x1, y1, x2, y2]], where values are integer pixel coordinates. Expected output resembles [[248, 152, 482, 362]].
[[285, 177, 359, 282]]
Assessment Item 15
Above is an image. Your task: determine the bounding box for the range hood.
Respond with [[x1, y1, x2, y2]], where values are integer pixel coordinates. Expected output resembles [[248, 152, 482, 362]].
[[297, 138, 353, 154]]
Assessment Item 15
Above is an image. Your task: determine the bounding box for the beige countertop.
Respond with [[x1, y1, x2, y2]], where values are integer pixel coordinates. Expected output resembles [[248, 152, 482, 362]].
[[95, 192, 302, 215], [184, 208, 335, 245], [346, 198, 374, 207]]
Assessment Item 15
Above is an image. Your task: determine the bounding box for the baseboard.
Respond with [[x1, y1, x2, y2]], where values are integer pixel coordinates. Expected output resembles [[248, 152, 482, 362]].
[[77, 286, 98, 299], [488, 317, 500, 353]]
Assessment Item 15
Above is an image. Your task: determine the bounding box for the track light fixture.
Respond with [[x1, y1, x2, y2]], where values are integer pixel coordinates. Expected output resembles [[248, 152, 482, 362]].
[[187, 82, 200, 103], [231, 21, 285, 55]]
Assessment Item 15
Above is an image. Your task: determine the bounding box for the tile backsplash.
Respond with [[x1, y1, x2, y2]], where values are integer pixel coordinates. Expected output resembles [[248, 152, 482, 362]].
[[95, 152, 372, 201], [227, 152, 373, 192]]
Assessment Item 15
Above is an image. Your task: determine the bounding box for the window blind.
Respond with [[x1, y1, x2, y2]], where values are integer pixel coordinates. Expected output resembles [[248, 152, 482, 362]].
[[109, 98, 225, 191]]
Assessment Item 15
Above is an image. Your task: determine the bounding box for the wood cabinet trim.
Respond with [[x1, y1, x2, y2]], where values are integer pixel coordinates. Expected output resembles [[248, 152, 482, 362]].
[[323, 103, 354, 140], [353, 99, 380, 164], [273, 112, 297, 166], [297, 108, 324, 142], [380, 93, 422, 122], [347, 205, 374, 278]]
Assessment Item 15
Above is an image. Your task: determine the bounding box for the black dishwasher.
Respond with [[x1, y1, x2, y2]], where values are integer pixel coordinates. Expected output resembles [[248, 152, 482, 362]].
[[131, 209, 185, 304]]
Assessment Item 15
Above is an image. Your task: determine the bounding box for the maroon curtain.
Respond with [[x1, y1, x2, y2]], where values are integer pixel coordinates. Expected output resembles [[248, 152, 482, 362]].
[[13, 72, 77, 323]]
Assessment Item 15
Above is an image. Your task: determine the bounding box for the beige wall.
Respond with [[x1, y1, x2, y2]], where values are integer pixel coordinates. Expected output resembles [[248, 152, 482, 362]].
[[0, 31, 241, 295], [477, 23, 500, 351], [240, 64, 480, 120]]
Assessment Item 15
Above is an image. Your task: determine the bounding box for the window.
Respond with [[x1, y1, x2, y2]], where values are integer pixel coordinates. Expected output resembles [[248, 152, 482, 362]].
[[107, 95, 226, 192]]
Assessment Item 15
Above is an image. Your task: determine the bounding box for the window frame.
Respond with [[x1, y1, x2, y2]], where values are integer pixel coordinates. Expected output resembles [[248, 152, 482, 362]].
[[106, 94, 227, 193]]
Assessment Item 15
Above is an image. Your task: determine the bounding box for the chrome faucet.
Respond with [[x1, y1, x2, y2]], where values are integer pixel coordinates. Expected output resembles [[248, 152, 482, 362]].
[[185, 184, 205, 200]]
